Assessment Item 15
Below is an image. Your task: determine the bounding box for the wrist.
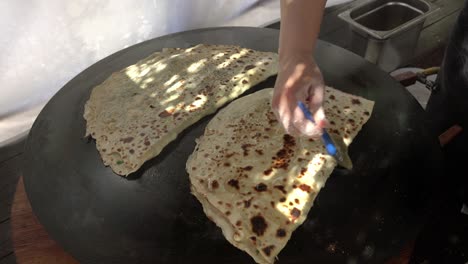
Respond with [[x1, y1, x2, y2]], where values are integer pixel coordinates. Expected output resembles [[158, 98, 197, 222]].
[[279, 46, 314, 60], [278, 50, 315, 68]]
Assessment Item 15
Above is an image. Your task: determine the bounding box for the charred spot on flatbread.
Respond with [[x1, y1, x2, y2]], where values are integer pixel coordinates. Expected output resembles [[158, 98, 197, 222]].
[[250, 215, 268, 236]]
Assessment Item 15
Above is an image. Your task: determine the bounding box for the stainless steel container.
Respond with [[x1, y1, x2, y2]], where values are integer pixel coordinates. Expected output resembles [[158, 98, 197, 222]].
[[338, 0, 438, 71]]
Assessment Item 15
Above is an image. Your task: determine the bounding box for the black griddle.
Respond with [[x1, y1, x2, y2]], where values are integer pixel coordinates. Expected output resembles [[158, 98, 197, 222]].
[[23, 27, 443, 264]]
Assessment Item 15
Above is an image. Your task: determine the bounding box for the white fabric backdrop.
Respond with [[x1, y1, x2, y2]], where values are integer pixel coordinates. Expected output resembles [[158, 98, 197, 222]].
[[0, 0, 352, 144]]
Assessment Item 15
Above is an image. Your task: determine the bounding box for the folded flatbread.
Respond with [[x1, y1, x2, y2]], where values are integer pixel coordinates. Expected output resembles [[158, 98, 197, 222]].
[[187, 87, 374, 263], [84, 44, 278, 176]]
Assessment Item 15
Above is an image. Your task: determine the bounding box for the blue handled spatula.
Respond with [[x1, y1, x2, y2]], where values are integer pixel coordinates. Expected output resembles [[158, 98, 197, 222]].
[[297, 101, 353, 169]]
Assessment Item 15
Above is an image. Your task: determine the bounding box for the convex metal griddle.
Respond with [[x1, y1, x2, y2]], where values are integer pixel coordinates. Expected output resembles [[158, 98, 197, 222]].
[[23, 27, 442, 264]]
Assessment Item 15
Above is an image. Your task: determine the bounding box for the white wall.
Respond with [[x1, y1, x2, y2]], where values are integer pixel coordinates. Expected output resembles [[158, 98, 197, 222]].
[[0, 0, 352, 144]]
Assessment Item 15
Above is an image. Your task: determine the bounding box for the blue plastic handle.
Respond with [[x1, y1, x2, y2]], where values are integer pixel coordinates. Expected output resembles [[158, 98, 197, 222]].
[[297, 101, 314, 122], [297, 101, 337, 156], [321, 130, 338, 156]]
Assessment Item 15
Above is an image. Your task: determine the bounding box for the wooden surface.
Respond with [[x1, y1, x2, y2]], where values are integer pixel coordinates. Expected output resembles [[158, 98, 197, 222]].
[[0, 138, 24, 264], [10, 177, 78, 264]]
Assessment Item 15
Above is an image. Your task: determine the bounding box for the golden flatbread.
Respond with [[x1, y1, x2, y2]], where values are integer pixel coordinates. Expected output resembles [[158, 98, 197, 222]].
[[187, 87, 374, 263], [84, 44, 278, 176]]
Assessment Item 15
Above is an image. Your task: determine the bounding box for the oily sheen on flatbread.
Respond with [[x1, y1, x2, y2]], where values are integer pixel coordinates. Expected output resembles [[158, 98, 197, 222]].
[[84, 44, 278, 176], [187, 87, 374, 263]]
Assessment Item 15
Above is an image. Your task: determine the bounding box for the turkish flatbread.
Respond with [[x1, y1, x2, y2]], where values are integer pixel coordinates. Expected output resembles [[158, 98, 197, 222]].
[[84, 44, 278, 176], [187, 87, 374, 263]]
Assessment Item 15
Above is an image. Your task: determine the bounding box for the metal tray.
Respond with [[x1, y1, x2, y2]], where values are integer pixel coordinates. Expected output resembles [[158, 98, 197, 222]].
[[338, 0, 439, 71], [339, 0, 438, 40]]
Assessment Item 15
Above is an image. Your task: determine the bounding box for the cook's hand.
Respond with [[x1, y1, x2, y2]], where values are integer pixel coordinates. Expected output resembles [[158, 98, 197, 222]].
[[272, 53, 327, 138]]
